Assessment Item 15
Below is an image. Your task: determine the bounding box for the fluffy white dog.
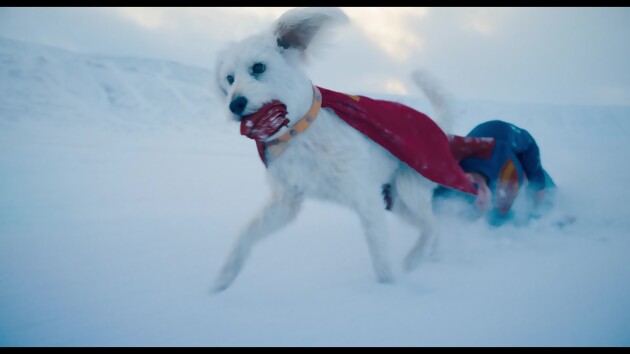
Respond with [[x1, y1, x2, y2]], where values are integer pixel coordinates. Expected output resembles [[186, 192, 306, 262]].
[[213, 7, 468, 291]]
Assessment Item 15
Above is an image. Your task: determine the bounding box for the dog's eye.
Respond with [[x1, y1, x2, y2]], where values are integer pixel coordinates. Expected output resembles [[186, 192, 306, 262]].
[[226, 75, 234, 85], [252, 63, 266, 75]]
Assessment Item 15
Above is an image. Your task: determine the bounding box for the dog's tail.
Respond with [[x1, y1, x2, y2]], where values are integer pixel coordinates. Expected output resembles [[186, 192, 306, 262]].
[[411, 69, 455, 133]]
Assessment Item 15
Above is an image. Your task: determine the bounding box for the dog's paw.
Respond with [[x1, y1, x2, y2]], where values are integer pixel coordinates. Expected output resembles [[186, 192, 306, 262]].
[[375, 265, 395, 284], [213, 278, 236, 294], [213, 267, 238, 293], [377, 274, 395, 284], [212, 281, 231, 294]]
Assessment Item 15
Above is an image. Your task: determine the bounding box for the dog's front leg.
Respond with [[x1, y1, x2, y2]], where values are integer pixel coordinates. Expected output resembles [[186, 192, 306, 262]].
[[214, 191, 302, 292]]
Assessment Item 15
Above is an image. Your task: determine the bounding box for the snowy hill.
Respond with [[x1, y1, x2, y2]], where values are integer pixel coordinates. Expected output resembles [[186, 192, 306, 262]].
[[0, 36, 220, 133], [1, 37, 629, 346]]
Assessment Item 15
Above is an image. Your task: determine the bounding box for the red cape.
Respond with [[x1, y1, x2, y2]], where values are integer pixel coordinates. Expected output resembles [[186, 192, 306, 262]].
[[447, 134, 496, 161], [257, 86, 477, 195]]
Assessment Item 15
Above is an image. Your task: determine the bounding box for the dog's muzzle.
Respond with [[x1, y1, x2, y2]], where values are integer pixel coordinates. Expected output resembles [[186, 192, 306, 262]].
[[240, 100, 290, 141]]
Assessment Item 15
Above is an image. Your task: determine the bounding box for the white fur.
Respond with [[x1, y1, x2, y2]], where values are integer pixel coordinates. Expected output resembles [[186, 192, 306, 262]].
[[213, 8, 441, 291], [411, 69, 456, 133]]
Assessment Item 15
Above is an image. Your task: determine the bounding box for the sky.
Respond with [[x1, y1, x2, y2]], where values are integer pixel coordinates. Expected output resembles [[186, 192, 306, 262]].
[[1, 7, 629, 106]]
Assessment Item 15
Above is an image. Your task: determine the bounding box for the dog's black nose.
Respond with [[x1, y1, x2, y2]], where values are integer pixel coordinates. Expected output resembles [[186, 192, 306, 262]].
[[229, 96, 248, 115]]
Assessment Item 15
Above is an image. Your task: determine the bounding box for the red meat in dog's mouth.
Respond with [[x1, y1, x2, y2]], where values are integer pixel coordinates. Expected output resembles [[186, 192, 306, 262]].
[[240, 100, 290, 141]]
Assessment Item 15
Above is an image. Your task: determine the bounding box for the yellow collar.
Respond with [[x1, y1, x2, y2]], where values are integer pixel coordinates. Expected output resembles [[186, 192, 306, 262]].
[[265, 85, 321, 158]]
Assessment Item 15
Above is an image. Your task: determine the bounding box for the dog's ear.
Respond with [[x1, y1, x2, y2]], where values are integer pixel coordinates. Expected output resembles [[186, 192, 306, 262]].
[[213, 46, 231, 98], [273, 7, 349, 51]]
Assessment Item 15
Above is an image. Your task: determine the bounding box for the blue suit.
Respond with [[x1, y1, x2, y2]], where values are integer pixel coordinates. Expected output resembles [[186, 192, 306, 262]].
[[435, 120, 555, 223], [460, 120, 553, 192]]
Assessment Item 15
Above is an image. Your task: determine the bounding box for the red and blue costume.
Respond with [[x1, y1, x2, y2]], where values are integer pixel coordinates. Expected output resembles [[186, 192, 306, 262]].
[[440, 120, 555, 220]]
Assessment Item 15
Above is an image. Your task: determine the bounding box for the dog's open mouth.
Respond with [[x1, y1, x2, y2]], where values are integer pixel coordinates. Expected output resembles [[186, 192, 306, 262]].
[[240, 100, 290, 141]]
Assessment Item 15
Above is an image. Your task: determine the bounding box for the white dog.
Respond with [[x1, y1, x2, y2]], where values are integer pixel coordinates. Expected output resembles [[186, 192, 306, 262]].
[[213, 7, 472, 291]]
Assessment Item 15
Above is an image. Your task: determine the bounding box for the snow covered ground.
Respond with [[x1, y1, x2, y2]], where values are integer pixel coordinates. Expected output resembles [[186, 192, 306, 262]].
[[1, 37, 629, 346]]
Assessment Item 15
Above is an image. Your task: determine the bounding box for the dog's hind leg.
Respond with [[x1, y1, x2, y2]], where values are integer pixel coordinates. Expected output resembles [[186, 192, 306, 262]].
[[214, 191, 302, 292], [390, 166, 439, 272], [354, 194, 394, 284]]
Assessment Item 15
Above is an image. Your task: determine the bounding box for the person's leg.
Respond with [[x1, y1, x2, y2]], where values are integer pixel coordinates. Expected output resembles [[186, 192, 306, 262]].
[[486, 208, 515, 227], [527, 169, 556, 218]]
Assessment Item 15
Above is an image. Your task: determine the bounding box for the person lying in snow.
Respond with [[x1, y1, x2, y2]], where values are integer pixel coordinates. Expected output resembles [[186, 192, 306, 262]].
[[435, 120, 556, 226]]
